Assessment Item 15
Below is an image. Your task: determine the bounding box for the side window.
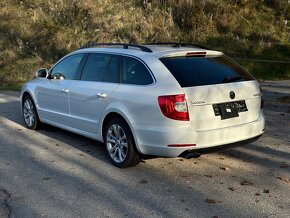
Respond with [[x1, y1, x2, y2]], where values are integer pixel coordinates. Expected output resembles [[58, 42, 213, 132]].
[[104, 55, 120, 83], [81, 53, 111, 82], [50, 54, 84, 80], [121, 57, 153, 85]]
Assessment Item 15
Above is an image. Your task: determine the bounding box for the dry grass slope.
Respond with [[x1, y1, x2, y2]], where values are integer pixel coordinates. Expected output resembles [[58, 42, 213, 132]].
[[0, 0, 289, 89]]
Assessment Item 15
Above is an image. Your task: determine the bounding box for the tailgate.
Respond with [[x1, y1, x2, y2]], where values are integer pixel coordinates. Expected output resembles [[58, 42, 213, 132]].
[[184, 81, 262, 131]]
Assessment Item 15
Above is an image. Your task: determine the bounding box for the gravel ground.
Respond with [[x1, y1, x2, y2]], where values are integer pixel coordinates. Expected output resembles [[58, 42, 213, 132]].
[[0, 82, 289, 218]]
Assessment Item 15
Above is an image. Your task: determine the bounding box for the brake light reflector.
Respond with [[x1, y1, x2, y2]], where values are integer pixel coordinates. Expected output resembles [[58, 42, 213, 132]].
[[186, 52, 206, 57], [158, 94, 189, 121], [168, 144, 196, 147]]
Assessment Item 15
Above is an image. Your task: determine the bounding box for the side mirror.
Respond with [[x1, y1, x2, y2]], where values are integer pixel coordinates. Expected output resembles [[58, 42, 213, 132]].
[[35, 68, 48, 78]]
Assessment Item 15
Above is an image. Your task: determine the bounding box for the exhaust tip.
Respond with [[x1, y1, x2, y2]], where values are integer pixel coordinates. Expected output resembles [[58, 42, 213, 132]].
[[180, 151, 201, 159]]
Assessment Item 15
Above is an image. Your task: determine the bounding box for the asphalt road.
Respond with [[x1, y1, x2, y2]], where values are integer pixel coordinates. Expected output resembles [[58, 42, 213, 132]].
[[0, 82, 289, 218]]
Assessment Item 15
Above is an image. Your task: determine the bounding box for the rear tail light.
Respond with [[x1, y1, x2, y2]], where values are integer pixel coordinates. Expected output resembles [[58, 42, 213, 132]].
[[158, 94, 189, 121]]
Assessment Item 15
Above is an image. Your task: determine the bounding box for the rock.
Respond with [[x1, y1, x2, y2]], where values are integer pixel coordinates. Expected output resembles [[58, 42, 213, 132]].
[[240, 180, 254, 186], [263, 189, 270, 194], [219, 166, 229, 171], [276, 176, 290, 184], [280, 163, 289, 168], [229, 187, 236, 191], [204, 199, 222, 204], [138, 179, 148, 184]]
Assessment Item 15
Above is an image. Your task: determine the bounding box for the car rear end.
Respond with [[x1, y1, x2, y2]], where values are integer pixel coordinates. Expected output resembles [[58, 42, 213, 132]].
[[136, 47, 265, 157]]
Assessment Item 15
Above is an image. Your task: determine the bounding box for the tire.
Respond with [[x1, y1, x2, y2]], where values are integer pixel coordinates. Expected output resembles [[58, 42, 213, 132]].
[[22, 95, 41, 130], [104, 118, 140, 168]]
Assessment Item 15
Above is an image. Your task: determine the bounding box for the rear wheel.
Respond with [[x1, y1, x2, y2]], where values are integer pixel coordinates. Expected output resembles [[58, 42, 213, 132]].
[[22, 95, 41, 130], [104, 118, 140, 168]]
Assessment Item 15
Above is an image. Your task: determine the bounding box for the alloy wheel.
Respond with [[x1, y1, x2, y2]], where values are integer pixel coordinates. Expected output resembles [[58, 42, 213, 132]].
[[106, 124, 128, 163], [23, 99, 35, 127]]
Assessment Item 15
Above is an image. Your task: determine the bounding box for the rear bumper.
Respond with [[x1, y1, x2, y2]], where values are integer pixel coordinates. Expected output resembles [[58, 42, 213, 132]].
[[180, 134, 262, 156], [132, 113, 265, 157]]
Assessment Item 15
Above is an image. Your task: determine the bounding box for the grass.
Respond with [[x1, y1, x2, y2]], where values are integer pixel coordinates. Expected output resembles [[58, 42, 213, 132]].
[[0, 0, 289, 90], [0, 83, 23, 91]]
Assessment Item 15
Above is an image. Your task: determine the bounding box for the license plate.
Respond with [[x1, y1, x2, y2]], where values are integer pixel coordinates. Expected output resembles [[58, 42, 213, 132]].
[[212, 101, 248, 120]]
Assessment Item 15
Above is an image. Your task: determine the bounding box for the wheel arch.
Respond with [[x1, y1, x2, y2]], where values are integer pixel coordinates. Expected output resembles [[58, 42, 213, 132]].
[[101, 111, 142, 154], [21, 89, 41, 117], [21, 90, 35, 109], [22, 91, 31, 100]]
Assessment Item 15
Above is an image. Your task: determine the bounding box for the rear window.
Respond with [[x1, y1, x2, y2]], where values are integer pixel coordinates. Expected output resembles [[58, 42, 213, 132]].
[[160, 55, 254, 87]]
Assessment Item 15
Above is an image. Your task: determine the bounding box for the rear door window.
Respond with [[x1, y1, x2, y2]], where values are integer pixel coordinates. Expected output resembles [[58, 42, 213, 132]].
[[121, 56, 153, 85], [81, 53, 120, 83], [103, 55, 120, 83], [81, 53, 111, 82], [160, 55, 254, 87]]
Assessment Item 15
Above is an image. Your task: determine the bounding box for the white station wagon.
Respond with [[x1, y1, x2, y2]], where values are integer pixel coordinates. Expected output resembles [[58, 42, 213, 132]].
[[21, 43, 265, 167]]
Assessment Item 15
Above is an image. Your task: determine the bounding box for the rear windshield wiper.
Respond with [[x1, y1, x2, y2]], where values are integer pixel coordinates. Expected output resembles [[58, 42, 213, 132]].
[[222, 76, 243, 83]]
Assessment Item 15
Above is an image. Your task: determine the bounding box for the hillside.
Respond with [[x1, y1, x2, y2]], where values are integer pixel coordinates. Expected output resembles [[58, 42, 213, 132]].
[[0, 0, 289, 90]]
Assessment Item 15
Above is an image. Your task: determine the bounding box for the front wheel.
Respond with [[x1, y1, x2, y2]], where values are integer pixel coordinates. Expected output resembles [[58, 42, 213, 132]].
[[104, 118, 140, 168], [22, 95, 41, 130]]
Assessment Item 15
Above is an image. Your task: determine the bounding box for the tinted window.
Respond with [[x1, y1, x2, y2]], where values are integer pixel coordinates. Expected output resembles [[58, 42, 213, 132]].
[[81, 54, 111, 82], [50, 54, 84, 80], [104, 55, 120, 83], [121, 57, 153, 85], [160, 55, 254, 87]]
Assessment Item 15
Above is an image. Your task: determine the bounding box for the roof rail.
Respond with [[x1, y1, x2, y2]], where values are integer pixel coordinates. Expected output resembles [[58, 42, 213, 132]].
[[79, 43, 153, 53], [144, 42, 209, 50]]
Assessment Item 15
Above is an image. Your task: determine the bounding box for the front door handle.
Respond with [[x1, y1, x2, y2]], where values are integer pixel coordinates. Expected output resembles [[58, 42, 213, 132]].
[[97, 93, 107, 98], [61, 88, 69, 93]]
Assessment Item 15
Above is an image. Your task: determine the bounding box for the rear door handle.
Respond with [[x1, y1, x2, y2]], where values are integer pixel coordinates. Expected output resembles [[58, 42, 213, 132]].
[[97, 93, 107, 98], [61, 88, 69, 93]]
